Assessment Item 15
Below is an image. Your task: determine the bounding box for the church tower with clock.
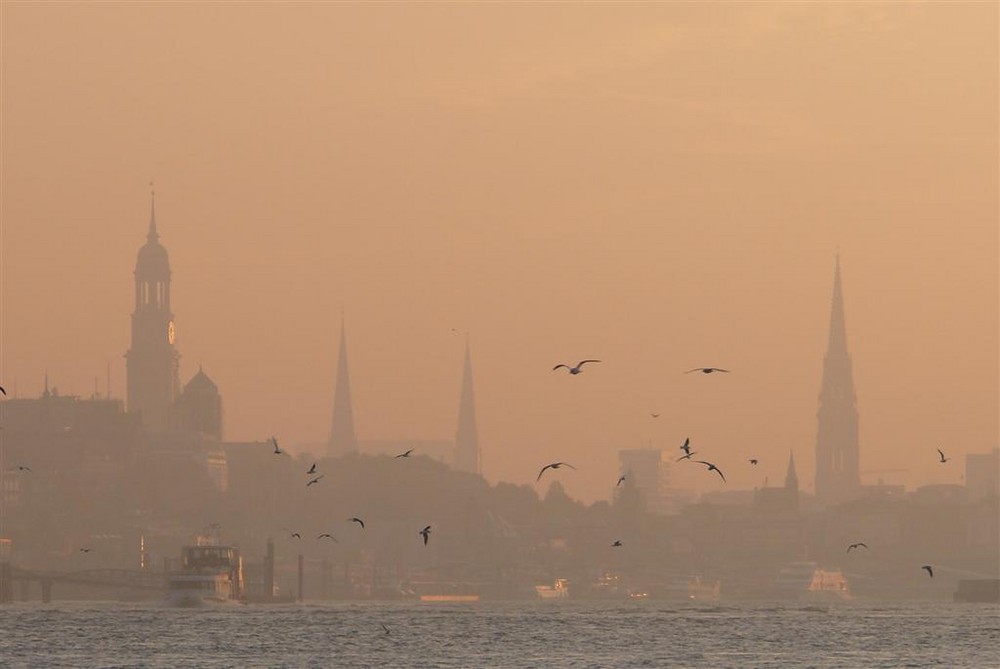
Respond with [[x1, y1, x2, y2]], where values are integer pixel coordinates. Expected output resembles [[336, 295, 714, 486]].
[[126, 191, 180, 431]]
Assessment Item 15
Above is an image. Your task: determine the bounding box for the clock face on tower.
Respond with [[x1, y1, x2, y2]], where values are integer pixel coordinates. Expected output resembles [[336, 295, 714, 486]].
[[167, 321, 176, 345]]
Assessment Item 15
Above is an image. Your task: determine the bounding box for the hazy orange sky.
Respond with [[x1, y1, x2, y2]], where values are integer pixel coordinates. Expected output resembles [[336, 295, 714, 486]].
[[2, 3, 996, 503]]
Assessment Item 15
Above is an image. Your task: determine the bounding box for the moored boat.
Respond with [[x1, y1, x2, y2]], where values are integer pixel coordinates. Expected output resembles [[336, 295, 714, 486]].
[[165, 541, 244, 607]]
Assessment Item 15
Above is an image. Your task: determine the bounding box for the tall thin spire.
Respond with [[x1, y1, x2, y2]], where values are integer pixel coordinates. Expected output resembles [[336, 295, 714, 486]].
[[148, 183, 159, 242], [784, 450, 799, 491], [815, 253, 860, 505], [827, 252, 848, 355], [327, 319, 359, 457], [454, 336, 480, 474]]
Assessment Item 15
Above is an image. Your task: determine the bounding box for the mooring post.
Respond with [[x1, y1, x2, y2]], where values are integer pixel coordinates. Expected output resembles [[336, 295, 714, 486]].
[[0, 562, 12, 604], [297, 554, 304, 602]]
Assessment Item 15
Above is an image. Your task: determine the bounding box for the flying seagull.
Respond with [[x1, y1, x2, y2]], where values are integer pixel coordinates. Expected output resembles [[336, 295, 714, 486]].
[[922, 565, 934, 578], [650, 413, 660, 418], [79, 548, 91, 553], [9, 466, 31, 472], [936, 449, 950, 464], [419, 525, 431, 546], [612, 540, 623, 547], [290, 532, 301, 540], [680, 438, 692, 456], [676, 451, 699, 462], [616, 475, 626, 487], [749, 459, 758, 466], [317, 533, 338, 542], [553, 360, 601, 375], [694, 460, 726, 482], [0, 385, 5, 395], [306, 474, 324, 487], [394, 449, 414, 459], [306, 463, 317, 474], [685, 367, 730, 374], [271, 437, 283, 455], [381, 624, 391, 635], [348, 517, 365, 529], [846, 542, 868, 553], [537, 462, 576, 482]]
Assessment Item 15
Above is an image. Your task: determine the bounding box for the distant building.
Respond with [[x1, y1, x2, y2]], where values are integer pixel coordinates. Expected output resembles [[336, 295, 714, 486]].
[[617, 449, 671, 514], [966, 448, 999, 501], [171, 366, 223, 440], [125, 192, 180, 431], [327, 320, 359, 457], [815, 255, 861, 506], [453, 340, 480, 475], [754, 451, 800, 514]]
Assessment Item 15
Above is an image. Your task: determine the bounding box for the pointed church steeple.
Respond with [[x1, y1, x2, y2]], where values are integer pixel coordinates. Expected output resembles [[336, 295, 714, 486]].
[[327, 319, 359, 457], [454, 337, 480, 474], [827, 253, 848, 355], [148, 187, 159, 242], [126, 189, 179, 431], [815, 254, 860, 505], [784, 451, 799, 491]]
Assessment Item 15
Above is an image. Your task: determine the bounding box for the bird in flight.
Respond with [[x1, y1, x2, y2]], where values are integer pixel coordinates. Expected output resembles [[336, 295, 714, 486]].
[[306, 475, 324, 487], [677, 451, 699, 462], [749, 459, 758, 466], [680, 438, 692, 456], [0, 385, 5, 395], [685, 367, 730, 374], [8, 466, 31, 472], [394, 449, 414, 459], [290, 532, 301, 539], [348, 517, 365, 529], [306, 463, 317, 474], [650, 413, 660, 418], [381, 624, 391, 635], [419, 526, 431, 546], [694, 460, 726, 482], [553, 360, 601, 375], [317, 533, 338, 542], [79, 548, 91, 553], [537, 462, 576, 482], [846, 542, 868, 553], [936, 449, 950, 464], [921, 565, 934, 578], [616, 475, 626, 487], [612, 540, 623, 547], [271, 437, 283, 455]]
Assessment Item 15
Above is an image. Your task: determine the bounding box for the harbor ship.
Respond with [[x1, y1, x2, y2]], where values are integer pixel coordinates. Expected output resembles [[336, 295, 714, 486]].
[[772, 561, 850, 600], [164, 539, 245, 607]]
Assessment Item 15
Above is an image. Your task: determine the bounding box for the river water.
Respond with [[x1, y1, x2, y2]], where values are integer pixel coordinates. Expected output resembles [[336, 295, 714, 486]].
[[1, 600, 997, 668]]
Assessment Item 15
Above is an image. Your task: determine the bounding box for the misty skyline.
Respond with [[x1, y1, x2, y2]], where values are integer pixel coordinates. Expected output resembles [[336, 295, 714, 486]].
[[2, 3, 997, 503]]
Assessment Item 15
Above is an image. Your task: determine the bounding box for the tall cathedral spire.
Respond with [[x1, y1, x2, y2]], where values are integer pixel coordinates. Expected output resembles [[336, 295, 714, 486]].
[[125, 190, 179, 431], [815, 254, 860, 505], [454, 337, 480, 474], [784, 450, 798, 491], [327, 319, 359, 457]]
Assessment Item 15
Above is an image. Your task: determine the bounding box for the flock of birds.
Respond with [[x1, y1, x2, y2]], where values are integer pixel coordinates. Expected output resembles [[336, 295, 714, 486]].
[[272, 436, 432, 547], [543, 361, 950, 572], [0, 369, 954, 577]]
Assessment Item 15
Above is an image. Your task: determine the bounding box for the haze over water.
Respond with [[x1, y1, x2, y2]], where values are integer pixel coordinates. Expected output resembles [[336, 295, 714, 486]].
[[2, 2, 996, 503], [1, 4, 997, 667]]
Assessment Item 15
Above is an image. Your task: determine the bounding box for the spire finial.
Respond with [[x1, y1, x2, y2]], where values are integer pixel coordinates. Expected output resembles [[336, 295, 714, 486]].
[[148, 181, 159, 242]]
